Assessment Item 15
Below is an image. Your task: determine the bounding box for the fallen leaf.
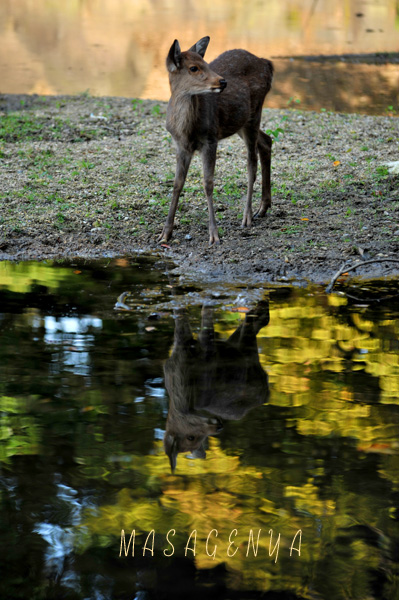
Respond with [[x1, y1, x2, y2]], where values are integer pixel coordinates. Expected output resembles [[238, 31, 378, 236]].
[[145, 326, 156, 332], [74, 270, 82, 274], [301, 218, 309, 221], [230, 307, 249, 313], [161, 244, 171, 249], [333, 160, 341, 167]]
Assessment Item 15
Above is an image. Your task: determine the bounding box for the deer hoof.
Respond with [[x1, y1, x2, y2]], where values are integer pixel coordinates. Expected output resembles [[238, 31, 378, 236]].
[[208, 234, 220, 246], [253, 204, 270, 219], [241, 214, 253, 227], [158, 229, 172, 243]]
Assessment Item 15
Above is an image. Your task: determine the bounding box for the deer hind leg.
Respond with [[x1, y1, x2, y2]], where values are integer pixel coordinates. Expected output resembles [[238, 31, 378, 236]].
[[245, 300, 270, 336], [227, 300, 270, 356], [239, 127, 259, 227], [254, 130, 272, 218], [173, 308, 194, 348]]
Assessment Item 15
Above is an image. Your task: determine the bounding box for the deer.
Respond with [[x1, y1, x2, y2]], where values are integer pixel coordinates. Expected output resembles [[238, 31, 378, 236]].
[[158, 36, 274, 246], [163, 301, 270, 472]]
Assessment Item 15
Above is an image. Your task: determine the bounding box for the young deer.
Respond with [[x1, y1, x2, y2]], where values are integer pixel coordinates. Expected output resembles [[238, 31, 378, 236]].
[[159, 36, 274, 245]]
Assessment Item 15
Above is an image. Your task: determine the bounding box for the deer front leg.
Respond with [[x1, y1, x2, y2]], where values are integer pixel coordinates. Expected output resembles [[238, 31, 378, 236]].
[[158, 147, 192, 243], [202, 143, 220, 245]]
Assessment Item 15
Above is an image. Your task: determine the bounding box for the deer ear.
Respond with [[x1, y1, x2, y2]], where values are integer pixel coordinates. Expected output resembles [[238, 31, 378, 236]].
[[189, 36, 210, 58], [164, 433, 178, 473], [166, 39, 182, 72]]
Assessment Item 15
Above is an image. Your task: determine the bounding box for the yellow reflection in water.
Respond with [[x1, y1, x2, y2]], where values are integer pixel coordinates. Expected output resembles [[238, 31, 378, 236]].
[[0, 260, 73, 292], [254, 293, 399, 410]]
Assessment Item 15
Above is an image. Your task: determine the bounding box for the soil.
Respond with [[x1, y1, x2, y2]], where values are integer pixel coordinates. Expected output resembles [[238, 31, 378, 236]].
[[0, 93, 398, 286]]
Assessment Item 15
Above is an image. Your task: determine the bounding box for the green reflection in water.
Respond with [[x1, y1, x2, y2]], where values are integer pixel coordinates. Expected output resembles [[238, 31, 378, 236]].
[[0, 259, 398, 600]]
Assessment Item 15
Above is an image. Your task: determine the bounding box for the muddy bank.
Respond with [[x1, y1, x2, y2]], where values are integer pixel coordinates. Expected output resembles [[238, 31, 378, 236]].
[[0, 94, 398, 285]]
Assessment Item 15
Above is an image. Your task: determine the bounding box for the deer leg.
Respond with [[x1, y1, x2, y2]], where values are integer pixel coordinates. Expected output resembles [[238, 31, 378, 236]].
[[254, 130, 272, 218], [202, 143, 220, 245], [173, 308, 194, 347], [158, 147, 192, 243], [239, 128, 258, 227], [227, 300, 270, 355], [244, 300, 270, 337], [199, 305, 216, 359]]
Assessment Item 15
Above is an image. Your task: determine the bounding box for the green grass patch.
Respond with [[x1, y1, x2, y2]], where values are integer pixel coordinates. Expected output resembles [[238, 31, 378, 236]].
[[0, 114, 46, 141], [0, 112, 103, 142]]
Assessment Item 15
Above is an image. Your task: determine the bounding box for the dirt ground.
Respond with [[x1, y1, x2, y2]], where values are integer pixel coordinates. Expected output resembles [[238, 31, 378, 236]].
[[0, 93, 398, 285]]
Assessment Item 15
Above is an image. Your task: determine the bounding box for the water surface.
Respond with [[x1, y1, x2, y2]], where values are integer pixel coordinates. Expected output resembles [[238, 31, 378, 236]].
[[0, 258, 399, 599], [0, 0, 398, 114]]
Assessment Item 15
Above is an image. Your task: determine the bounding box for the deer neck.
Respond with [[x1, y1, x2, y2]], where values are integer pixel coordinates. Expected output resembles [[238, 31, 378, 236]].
[[167, 93, 202, 144]]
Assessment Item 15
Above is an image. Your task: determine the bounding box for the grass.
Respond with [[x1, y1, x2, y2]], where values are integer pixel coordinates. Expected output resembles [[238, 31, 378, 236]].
[[0, 112, 107, 143], [0, 114, 48, 141], [278, 223, 307, 236], [0, 94, 398, 276]]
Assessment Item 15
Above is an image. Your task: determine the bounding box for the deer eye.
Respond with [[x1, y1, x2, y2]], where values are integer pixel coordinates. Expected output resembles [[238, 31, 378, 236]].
[[189, 66, 199, 72]]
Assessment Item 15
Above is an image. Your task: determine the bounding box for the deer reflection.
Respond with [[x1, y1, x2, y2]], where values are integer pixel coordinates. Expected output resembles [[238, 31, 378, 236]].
[[164, 301, 270, 471]]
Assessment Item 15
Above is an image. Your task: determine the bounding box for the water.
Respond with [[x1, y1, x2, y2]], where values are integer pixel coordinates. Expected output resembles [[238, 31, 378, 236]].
[[0, 0, 398, 114], [0, 257, 399, 599]]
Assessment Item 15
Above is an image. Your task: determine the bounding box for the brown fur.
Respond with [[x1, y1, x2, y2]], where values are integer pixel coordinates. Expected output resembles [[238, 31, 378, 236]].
[[159, 36, 274, 245]]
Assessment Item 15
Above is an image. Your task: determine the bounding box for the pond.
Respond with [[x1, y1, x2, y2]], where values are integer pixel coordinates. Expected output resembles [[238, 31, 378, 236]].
[[1, 257, 399, 599], [0, 0, 398, 115]]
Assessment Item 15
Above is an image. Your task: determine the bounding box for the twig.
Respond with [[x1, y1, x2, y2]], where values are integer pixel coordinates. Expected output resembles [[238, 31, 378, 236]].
[[326, 258, 399, 294]]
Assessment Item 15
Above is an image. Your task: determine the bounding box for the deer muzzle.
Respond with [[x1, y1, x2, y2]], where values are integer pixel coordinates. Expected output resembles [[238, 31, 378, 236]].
[[212, 79, 227, 93]]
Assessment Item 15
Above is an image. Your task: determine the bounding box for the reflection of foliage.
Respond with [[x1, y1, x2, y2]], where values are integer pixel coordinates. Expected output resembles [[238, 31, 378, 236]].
[[1, 269, 399, 599], [0, 261, 73, 293], [260, 292, 399, 413], [0, 396, 41, 462], [80, 439, 308, 589]]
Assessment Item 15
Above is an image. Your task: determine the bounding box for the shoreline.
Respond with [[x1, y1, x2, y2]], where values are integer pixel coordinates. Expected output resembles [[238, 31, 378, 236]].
[[0, 94, 398, 285]]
